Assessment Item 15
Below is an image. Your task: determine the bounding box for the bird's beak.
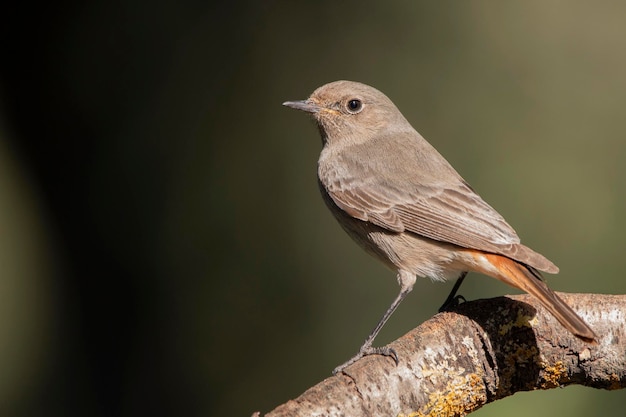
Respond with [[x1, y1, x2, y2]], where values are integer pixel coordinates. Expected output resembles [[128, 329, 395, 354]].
[[282, 99, 322, 114]]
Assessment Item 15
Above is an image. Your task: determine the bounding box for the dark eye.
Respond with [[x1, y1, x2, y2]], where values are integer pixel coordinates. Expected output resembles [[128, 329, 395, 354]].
[[346, 99, 363, 114]]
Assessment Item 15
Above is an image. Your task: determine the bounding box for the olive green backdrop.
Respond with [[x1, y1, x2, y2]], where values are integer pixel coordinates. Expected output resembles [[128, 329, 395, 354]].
[[1, 1, 625, 416]]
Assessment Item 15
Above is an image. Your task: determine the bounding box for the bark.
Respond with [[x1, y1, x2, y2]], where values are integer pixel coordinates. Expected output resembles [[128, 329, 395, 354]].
[[262, 293, 626, 417]]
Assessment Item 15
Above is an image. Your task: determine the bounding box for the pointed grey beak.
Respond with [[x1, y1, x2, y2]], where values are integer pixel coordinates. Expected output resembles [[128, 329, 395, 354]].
[[282, 99, 321, 114]]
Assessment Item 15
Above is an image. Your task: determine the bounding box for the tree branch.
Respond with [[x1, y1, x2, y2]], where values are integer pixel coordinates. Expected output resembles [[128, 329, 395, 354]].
[[263, 293, 626, 417]]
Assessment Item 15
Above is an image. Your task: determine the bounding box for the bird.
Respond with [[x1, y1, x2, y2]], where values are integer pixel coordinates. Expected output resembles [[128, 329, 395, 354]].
[[283, 80, 597, 374]]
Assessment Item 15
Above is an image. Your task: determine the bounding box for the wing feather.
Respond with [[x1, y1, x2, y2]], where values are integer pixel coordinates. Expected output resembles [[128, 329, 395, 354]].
[[327, 181, 520, 254]]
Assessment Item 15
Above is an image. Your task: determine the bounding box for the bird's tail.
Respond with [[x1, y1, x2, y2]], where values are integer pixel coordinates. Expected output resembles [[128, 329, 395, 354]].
[[478, 253, 597, 343]]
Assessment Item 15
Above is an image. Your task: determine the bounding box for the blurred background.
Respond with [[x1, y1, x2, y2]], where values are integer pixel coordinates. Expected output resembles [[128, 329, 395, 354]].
[[1, 1, 626, 416]]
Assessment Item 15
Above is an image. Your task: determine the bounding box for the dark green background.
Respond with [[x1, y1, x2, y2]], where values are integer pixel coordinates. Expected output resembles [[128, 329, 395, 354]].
[[1, 1, 625, 416]]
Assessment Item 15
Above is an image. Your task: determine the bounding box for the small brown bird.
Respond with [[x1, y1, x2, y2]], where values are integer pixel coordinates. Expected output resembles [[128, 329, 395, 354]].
[[283, 80, 597, 374]]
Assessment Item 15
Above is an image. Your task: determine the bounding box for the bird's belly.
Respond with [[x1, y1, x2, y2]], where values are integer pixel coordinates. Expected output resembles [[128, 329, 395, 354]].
[[366, 230, 464, 282], [333, 211, 464, 282]]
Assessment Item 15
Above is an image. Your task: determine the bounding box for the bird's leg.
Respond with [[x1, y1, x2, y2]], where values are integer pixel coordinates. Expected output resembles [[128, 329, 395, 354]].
[[438, 271, 468, 312], [333, 271, 415, 375]]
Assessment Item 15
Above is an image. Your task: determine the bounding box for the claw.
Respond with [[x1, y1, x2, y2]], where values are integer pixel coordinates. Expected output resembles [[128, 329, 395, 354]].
[[333, 345, 399, 375], [438, 294, 467, 312]]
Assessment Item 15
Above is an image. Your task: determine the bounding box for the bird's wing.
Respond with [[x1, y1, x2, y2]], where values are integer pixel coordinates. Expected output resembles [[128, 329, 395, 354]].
[[326, 179, 521, 252]]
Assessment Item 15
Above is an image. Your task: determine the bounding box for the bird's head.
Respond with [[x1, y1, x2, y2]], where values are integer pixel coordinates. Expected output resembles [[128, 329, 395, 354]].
[[283, 80, 411, 147]]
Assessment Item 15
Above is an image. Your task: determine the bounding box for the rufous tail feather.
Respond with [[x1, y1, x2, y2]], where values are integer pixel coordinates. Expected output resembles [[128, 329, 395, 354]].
[[482, 253, 597, 343]]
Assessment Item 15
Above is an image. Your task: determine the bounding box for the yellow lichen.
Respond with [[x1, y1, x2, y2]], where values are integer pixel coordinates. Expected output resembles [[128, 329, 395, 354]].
[[398, 373, 486, 417], [540, 361, 567, 388], [608, 373, 622, 390], [498, 309, 534, 336]]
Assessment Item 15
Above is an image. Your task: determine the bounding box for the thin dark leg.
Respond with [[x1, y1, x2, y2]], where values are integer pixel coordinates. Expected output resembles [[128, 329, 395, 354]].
[[332, 286, 411, 375], [438, 271, 468, 312]]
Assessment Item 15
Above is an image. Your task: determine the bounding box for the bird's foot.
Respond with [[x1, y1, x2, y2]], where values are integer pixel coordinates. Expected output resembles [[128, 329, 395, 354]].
[[438, 294, 467, 312], [332, 345, 398, 375]]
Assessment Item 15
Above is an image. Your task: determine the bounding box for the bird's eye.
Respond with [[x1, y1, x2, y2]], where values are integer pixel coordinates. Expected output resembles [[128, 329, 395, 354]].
[[346, 99, 363, 114]]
